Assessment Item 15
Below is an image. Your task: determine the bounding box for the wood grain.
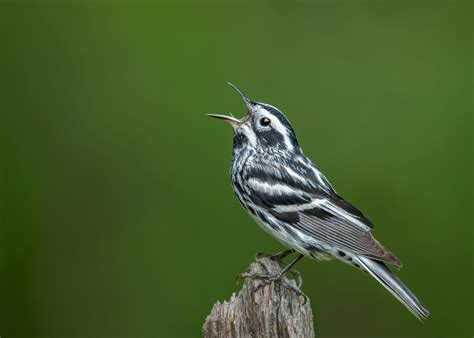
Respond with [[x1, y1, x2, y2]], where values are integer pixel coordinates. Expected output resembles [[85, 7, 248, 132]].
[[202, 256, 315, 338]]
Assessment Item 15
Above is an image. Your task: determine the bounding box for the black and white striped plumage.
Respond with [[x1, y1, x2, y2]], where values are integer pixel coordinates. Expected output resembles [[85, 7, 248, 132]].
[[208, 83, 429, 320]]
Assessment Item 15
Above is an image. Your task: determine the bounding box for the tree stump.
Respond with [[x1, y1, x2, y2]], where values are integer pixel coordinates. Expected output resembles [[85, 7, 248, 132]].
[[202, 256, 315, 338]]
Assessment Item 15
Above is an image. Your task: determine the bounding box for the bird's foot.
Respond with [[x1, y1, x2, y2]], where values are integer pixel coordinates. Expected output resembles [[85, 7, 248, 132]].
[[254, 250, 303, 288], [289, 269, 303, 288], [238, 270, 307, 304]]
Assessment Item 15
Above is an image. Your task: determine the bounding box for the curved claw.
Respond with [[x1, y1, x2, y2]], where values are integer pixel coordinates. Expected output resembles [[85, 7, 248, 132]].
[[239, 271, 307, 304], [289, 269, 303, 288]]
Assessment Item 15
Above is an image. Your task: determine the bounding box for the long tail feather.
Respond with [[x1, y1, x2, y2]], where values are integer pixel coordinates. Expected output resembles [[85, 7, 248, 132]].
[[354, 256, 430, 320]]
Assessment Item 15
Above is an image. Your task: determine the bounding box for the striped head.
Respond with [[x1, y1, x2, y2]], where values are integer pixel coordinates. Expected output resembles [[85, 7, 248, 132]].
[[207, 83, 300, 154]]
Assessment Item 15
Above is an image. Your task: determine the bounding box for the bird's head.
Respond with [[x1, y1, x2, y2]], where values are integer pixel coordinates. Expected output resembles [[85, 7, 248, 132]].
[[207, 83, 300, 153]]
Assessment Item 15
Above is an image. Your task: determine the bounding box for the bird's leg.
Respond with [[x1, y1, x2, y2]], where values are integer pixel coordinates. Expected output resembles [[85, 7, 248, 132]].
[[254, 249, 303, 287], [240, 254, 307, 302], [239, 253, 304, 282], [275, 253, 304, 280], [255, 249, 295, 261], [254, 249, 302, 287], [288, 269, 303, 288]]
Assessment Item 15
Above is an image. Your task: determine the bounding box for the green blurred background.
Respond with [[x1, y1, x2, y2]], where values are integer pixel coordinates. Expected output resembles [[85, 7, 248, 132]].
[[1, 1, 472, 337]]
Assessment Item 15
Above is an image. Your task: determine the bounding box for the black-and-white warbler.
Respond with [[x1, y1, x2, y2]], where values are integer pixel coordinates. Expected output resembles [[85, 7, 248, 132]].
[[207, 83, 429, 320]]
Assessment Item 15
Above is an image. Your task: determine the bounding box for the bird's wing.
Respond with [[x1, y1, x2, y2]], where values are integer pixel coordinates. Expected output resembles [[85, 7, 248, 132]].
[[244, 154, 373, 229], [243, 155, 401, 267]]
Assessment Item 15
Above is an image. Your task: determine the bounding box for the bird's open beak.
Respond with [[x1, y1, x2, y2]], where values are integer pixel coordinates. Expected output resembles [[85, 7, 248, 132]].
[[206, 113, 242, 126], [207, 83, 253, 127]]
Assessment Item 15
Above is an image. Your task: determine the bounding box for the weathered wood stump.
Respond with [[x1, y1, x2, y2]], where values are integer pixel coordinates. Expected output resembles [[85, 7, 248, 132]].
[[202, 256, 315, 338]]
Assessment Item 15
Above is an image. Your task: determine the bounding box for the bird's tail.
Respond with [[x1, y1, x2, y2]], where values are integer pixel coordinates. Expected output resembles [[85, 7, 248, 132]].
[[354, 255, 430, 321]]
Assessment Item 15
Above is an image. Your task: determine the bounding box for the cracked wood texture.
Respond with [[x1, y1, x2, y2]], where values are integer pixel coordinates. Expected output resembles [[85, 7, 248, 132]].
[[202, 257, 315, 338]]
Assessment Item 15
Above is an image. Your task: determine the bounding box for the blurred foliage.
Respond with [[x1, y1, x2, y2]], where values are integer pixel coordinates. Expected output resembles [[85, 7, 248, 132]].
[[1, 1, 471, 337]]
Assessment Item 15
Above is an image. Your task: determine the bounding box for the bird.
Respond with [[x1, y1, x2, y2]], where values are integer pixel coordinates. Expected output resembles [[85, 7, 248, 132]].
[[207, 83, 429, 320]]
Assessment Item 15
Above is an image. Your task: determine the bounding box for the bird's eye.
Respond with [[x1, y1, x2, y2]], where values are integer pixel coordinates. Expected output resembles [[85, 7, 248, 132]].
[[259, 117, 271, 127]]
